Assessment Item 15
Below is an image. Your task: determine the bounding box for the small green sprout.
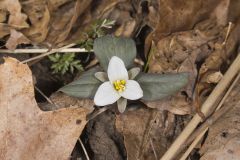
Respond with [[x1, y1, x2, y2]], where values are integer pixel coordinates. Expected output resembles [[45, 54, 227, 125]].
[[48, 53, 83, 75], [48, 19, 115, 75], [79, 19, 115, 51]]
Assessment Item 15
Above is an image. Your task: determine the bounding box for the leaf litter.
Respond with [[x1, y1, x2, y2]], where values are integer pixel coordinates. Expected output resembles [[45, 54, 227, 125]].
[[1, 0, 240, 160]]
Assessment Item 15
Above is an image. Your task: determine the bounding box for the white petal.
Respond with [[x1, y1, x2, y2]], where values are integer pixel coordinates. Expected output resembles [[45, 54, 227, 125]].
[[108, 56, 128, 83], [120, 80, 143, 100], [94, 81, 121, 106]]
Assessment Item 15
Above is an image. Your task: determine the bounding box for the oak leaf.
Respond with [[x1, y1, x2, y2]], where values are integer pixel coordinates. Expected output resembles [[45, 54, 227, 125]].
[[0, 58, 93, 160]]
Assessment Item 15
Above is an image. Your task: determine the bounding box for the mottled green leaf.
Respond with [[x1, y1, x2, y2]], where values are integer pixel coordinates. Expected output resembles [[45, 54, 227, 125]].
[[136, 73, 189, 101], [59, 68, 101, 98], [93, 35, 136, 71]]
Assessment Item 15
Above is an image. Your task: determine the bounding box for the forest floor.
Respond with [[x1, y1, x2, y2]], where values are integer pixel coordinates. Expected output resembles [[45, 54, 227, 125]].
[[1, 0, 240, 160]]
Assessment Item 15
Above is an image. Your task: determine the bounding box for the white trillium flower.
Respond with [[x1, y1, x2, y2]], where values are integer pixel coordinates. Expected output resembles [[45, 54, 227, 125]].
[[94, 56, 143, 112]]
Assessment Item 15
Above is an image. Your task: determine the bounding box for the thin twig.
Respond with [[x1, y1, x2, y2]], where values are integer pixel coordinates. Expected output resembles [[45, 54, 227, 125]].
[[179, 128, 208, 160], [150, 138, 158, 160], [34, 86, 54, 104], [180, 102, 236, 160], [86, 105, 111, 121], [222, 22, 232, 46], [144, 41, 155, 72], [0, 48, 90, 54], [138, 111, 158, 159], [21, 43, 76, 63], [134, 58, 145, 66], [85, 58, 99, 69], [160, 53, 240, 160], [186, 72, 240, 146], [78, 138, 90, 160], [179, 72, 240, 160]]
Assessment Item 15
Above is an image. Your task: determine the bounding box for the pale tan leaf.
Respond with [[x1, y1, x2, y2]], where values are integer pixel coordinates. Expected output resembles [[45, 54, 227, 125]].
[[206, 71, 223, 83], [144, 97, 192, 115], [6, 29, 31, 50], [46, 0, 92, 45], [0, 10, 7, 23], [22, 5, 50, 43], [1, 0, 29, 29], [0, 23, 10, 38], [0, 58, 93, 160]]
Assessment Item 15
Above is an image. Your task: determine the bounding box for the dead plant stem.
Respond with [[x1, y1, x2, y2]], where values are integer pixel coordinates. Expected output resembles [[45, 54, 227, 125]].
[[79, 138, 90, 160], [150, 138, 158, 160], [34, 86, 54, 104], [21, 43, 76, 63], [179, 72, 240, 160], [0, 47, 89, 54], [160, 53, 240, 160]]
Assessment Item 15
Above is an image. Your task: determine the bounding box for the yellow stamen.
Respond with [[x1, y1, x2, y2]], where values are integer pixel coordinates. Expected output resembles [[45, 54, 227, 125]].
[[113, 80, 126, 92]]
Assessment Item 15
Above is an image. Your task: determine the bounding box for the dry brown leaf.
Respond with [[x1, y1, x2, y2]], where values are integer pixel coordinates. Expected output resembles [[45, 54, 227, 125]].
[[116, 108, 169, 160], [48, 92, 94, 111], [6, 29, 31, 50], [148, 0, 223, 42], [63, 0, 139, 45], [0, 58, 93, 160], [0, 23, 10, 38], [145, 17, 240, 115], [201, 137, 240, 160], [22, 4, 50, 43], [144, 96, 192, 116], [115, 20, 136, 37], [1, 0, 240, 48], [200, 71, 223, 84], [198, 20, 240, 98], [211, 0, 230, 26], [150, 20, 222, 72], [199, 81, 240, 160], [0, 10, 7, 23], [46, 0, 92, 45], [0, 0, 29, 29], [207, 71, 223, 83], [0, 0, 141, 46], [110, 1, 137, 37], [145, 30, 207, 115], [177, 54, 198, 98], [84, 110, 125, 160]]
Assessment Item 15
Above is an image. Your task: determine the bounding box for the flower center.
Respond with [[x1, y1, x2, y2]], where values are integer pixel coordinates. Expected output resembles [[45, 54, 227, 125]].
[[113, 80, 126, 92]]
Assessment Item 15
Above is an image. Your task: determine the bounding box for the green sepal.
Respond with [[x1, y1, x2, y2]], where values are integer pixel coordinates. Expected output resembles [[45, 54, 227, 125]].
[[136, 73, 189, 101], [94, 72, 108, 82], [59, 68, 101, 99], [128, 67, 141, 80], [93, 35, 137, 71], [117, 98, 127, 113]]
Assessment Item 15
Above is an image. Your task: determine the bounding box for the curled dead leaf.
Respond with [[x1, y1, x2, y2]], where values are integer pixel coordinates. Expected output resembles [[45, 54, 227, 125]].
[[46, 0, 92, 45], [6, 29, 31, 50], [144, 96, 192, 115], [0, 0, 29, 29], [206, 71, 223, 84], [22, 5, 50, 43]]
